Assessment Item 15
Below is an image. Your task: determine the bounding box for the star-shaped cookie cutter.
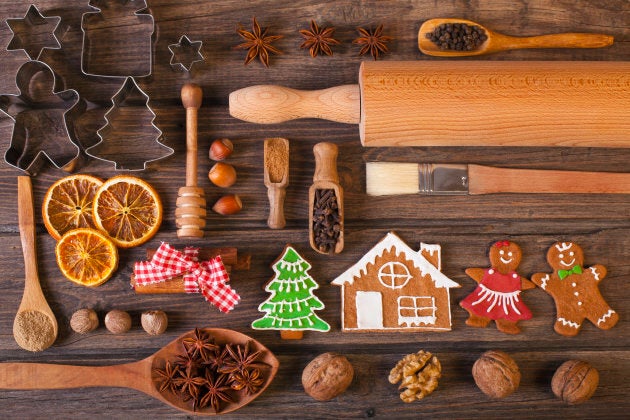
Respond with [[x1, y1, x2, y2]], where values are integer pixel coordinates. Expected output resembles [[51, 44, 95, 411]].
[[168, 35, 205, 71], [5, 4, 61, 60]]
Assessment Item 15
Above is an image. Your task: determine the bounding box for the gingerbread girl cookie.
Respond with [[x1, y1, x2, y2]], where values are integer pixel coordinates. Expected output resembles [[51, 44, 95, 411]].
[[460, 241, 534, 334], [531, 241, 618, 336]]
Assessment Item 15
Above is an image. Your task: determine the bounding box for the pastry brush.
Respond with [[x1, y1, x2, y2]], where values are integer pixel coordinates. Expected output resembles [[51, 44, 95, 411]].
[[366, 162, 630, 195]]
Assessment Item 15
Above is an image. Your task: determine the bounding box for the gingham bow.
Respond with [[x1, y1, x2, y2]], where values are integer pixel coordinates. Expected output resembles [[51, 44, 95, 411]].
[[134, 243, 240, 313]]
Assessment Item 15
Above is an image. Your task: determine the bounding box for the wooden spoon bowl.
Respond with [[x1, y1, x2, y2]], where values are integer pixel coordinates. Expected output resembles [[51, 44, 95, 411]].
[[0, 328, 279, 416], [418, 18, 613, 57]]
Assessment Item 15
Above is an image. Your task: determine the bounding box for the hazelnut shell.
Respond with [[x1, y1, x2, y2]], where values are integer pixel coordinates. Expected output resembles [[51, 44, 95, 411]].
[[105, 309, 132, 334], [302, 352, 354, 401], [208, 162, 237, 188], [141, 310, 168, 335], [70, 308, 99, 334], [552, 360, 599, 405], [212, 194, 242, 215], [209, 138, 233, 161], [472, 350, 520, 399]]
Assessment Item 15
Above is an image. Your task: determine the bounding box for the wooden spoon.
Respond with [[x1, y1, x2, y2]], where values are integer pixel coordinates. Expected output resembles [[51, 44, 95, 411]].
[[13, 176, 58, 352], [0, 328, 279, 416], [418, 18, 614, 57], [264, 137, 289, 229]]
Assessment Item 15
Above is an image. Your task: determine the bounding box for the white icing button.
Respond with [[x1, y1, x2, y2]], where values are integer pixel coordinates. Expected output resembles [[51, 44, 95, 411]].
[[572, 283, 577, 287], [578, 302, 583, 306], [574, 292, 579, 296], [489, 269, 494, 274], [512, 273, 518, 278]]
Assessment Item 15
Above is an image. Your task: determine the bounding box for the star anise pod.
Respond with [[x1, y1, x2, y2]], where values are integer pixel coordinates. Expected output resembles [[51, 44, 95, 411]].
[[175, 350, 203, 375], [230, 368, 265, 395], [204, 345, 235, 372], [235, 17, 283, 67], [182, 328, 218, 361], [299, 20, 340, 58], [199, 370, 234, 413], [153, 360, 180, 394], [218, 341, 269, 375], [353, 24, 393, 60], [174, 366, 205, 407]]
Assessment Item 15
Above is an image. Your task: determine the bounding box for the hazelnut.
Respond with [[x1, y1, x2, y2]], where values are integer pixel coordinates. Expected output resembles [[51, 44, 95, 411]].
[[105, 309, 132, 334], [552, 360, 599, 405], [141, 310, 168, 335], [70, 308, 99, 334], [208, 162, 237, 188], [302, 353, 354, 401], [212, 194, 242, 215], [209, 138, 233, 161], [472, 350, 520, 399]]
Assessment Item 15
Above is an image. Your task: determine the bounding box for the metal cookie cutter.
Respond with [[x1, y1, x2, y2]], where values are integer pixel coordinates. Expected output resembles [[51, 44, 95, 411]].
[[85, 77, 173, 170], [1, 60, 83, 175], [5, 4, 61, 60], [168, 35, 205, 71], [81, 0, 155, 77]]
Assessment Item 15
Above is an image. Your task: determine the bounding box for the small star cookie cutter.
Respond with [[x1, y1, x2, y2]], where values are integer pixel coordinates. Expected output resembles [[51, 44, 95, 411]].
[[1, 60, 84, 175], [168, 35, 205, 71], [5, 4, 61, 60], [85, 77, 173, 170]]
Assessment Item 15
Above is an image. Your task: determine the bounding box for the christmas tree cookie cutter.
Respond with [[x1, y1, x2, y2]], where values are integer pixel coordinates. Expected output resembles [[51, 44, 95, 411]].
[[80, 0, 155, 77], [252, 245, 330, 340], [85, 77, 173, 170], [1, 60, 84, 175], [5, 4, 61, 60], [168, 35, 205, 72]]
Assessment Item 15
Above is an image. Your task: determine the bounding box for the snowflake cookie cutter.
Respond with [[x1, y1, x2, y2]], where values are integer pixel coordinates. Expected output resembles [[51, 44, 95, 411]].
[[168, 35, 205, 72], [85, 77, 173, 170], [1, 60, 84, 175], [5, 4, 62, 60]]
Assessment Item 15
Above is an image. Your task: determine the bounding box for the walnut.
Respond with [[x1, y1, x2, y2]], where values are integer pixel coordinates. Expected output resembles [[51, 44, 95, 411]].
[[302, 353, 354, 401], [388, 350, 441, 402], [472, 350, 520, 399], [105, 310, 132, 334], [141, 310, 168, 335], [552, 360, 599, 405], [70, 308, 99, 334]]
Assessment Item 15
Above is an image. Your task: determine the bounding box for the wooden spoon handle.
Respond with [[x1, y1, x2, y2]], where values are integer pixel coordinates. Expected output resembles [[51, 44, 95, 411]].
[[0, 361, 152, 393], [229, 84, 360, 124], [17, 177, 40, 294], [502, 33, 613, 50]]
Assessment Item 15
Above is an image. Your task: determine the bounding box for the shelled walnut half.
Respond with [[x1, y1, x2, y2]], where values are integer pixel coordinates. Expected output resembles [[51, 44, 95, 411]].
[[388, 350, 441, 402]]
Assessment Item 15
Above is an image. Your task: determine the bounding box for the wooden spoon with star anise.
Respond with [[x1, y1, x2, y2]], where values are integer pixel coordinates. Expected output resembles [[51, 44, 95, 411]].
[[0, 328, 279, 416]]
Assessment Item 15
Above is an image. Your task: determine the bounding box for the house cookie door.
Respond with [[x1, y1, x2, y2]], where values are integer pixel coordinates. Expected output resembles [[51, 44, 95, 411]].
[[356, 291, 383, 329]]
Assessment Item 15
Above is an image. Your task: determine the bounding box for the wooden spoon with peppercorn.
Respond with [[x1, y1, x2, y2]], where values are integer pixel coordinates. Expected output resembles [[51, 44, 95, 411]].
[[0, 328, 279, 416], [418, 18, 613, 57]]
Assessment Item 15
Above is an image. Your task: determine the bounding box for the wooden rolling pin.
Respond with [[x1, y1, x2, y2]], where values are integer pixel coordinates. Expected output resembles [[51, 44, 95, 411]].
[[229, 61, 630, 148]]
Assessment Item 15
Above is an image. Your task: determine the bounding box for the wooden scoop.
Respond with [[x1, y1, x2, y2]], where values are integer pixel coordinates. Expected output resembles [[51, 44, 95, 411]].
[[309, 142, 344, 254], [0, 328, 279, 416], [13, 176, 58, 352], [418, 18, 614, 57], [264, 138, 289, 229]]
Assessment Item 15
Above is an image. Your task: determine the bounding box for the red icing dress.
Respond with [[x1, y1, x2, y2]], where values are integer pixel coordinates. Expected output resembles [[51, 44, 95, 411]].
[[460, 268, 532, 321]]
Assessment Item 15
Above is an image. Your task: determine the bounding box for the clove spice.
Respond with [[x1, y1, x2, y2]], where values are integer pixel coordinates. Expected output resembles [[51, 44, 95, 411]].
[[312, 189, 341, 254]]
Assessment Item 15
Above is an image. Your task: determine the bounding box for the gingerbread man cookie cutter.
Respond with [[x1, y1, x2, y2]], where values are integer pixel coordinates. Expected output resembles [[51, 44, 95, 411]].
[[1, 60, 84, 175], [5, 4, 61, 60]]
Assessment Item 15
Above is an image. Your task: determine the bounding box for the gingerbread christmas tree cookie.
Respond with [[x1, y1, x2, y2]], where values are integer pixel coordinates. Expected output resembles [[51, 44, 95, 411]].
[[460, 241, 534, 335], [531, 241, 618, 336], [252, 245, 330, 339]]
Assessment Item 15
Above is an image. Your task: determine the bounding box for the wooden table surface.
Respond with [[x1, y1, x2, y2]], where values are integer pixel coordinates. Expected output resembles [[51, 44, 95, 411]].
[[0, 0, 628, 418]]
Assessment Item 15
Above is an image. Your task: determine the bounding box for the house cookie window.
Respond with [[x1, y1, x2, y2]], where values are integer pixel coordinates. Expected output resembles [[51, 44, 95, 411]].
[[397, 296, 437, 326], [378, 262, 412, 289]]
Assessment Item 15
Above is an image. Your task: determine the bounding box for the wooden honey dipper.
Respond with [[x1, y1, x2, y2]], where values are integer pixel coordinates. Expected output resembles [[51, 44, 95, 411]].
[[176, 83, 206, 238]]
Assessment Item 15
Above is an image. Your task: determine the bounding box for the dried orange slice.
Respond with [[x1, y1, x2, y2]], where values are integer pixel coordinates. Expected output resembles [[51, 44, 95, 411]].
[[56, 228, 118, 287], [42, 174, 103, 240], [92, 175, 163, 248]]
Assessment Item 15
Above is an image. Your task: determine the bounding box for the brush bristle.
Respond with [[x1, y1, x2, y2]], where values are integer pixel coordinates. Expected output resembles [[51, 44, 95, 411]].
[[366, 162, 419, 195]]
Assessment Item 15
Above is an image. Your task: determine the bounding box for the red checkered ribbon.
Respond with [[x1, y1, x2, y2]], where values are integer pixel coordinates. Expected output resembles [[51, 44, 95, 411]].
[[134, 243, 240, 313]]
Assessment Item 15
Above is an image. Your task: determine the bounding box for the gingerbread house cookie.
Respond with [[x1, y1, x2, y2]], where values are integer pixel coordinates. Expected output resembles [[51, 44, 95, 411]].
[[331, 232, 460, 332]]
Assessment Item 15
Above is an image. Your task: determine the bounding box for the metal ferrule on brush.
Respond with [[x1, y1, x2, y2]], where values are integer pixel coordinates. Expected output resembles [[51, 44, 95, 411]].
[[418, 163, 469, 195]]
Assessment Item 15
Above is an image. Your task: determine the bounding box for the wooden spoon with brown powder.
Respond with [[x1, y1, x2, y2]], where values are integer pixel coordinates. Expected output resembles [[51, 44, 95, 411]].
[[264, 138, 289, 229], [13, 176, 58, 351]]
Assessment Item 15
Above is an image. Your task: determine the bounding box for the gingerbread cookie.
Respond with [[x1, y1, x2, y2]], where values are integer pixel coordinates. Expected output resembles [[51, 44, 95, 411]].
[[531, 242, 618, 336], [460, 241, 534, 335]]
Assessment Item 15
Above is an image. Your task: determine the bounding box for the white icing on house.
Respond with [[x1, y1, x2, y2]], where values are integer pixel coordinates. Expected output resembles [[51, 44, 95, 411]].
[[420, 242, 442, 270]]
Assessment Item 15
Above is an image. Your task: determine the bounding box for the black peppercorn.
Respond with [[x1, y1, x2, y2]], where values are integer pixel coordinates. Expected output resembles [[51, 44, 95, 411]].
[[426, 22, 487, 51]]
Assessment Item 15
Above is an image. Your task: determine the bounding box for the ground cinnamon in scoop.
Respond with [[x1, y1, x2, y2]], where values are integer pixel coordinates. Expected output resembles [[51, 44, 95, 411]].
[[14, 310, 56, 351], [265, 139, 288, 183]]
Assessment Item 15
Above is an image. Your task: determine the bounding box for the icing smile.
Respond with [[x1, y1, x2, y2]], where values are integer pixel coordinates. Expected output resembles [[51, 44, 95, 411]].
[[560, 258, 576, 267], [500, 257, 513, 264]]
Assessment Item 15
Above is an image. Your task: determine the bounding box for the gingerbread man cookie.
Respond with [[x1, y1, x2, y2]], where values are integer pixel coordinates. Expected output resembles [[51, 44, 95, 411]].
[[531, 242, 618, 336], [460, 241, 534, 335]]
